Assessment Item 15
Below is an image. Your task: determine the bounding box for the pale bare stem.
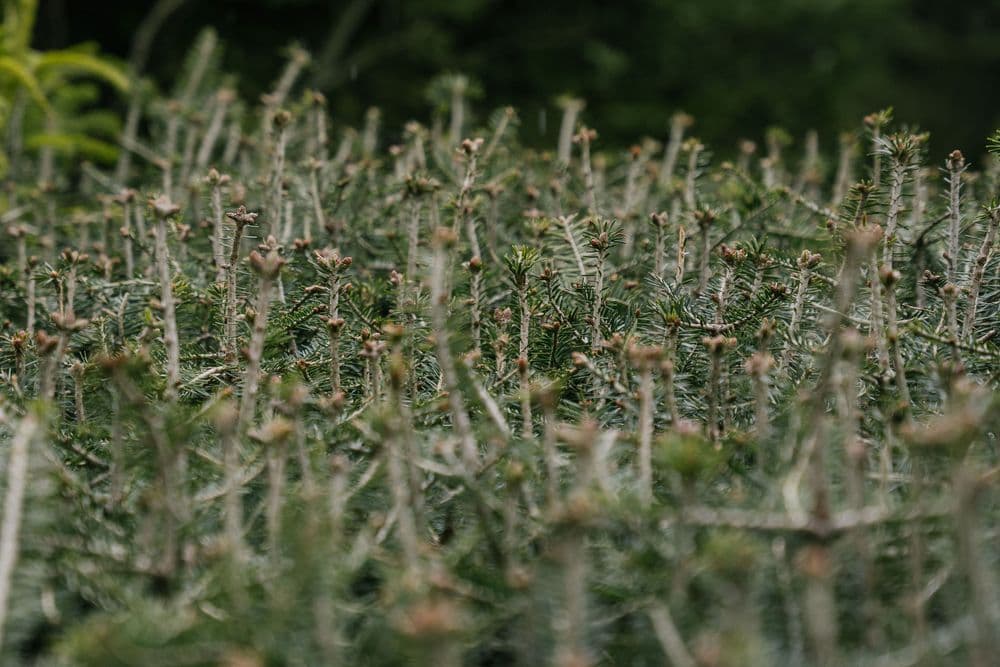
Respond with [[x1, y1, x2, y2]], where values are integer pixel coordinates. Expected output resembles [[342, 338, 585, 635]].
[[25, 260, 36, 336], [328, 455, 350, 546], [38, 115, 56, 188], [114, 92, 143, 185], [953, 465, 998, 667], [682, 139, 702, 211], [660, 111, 692, 188], [177, 114, 200, 202], [518, 279, 532, 439], [651, 211, 668, 278], [839, 329, 882, 647], [575, 127, 598, 215], [430, 228, 479, 471], [63, 256, 79, 321], [257, 419, 290, 560], [553, 424, 596, 667], [830, 132, 855, 209], [151, 196, 181, 399], [630, 346, 659, 508], [555, 535, 590, 667], [8, 228, 25, 288], [37, 328, 69, 402], [360, 107, 380, 159], [939, 283, 962, 365], [315, 249, 351, 395], [779, 250, 820, 374], [162, 100, 183, 194], [620, 147, 643, 255], [270, 111, 291, 232], [865, 114, 884, 190], [794, 130, 822, 197], [307, 160, 324, 242], [715, 264, 733, 325], [745, 350, 774, 445], [647, 602, 696, 667], [196, 88, 234, 169], [361, 332, 385, 403], [906, 458, 929, 649], [865, 227, 891, 378], [539, 386, 561, 510], [799, 543, 839, 667], [881, 138, 915, 268], [222, 113, 242, 165], [382, 349, 422, 573], [469, 258, 483, 354], [237, 243, 284, 433], [115, 192, 135, 278], [589, 231, 609, 351], [694, 208, 714, 294], [558, 214, 588, 282], [703, 336, 734, 442], [107, 386, 125, 504], [447, 77, 467, 148], [493, 307, 512, 380], [0, 411, 41, 652], [70, 361, 86, 423], [271, 46, 309, 109], [961, 204, 999, 339], [206, 169, 229, 282], [223, 206, 257, 361], [404, 195, 422, 305], [211, 401, 244, 559], [457, 137, 483, 260], [945, 150, 966, 285], [660, 321, 679, 425], [556, 97, 584, 166], [881, 269, 912, 409], [483, 106, 515, 164], [675, 221, 687, 286]]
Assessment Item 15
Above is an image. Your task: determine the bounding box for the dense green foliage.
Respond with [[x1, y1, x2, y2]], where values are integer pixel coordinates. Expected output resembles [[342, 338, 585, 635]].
[[0, 28, 999, 667]]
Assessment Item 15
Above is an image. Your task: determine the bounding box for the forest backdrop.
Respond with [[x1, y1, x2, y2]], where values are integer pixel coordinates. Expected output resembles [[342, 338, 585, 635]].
[[29, 0, 1000, 161]]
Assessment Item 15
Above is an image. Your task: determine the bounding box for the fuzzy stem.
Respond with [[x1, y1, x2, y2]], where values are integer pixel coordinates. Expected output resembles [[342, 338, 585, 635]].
[[430, 229, 479, 471], [867, 252, 890, 378], [196, 89, 232, 169], [237, 271, 277, 432], [559, 215, 587, 282], [579, 131, 597, 215], [961, 206, 999, 339], [590, 247, 606, 352], [683, 143, 701, 211], [0, 412, 40, 652], [659, 114, 688, 188], [517, 278, 532, 438], [328, 275, 343, 396], [309, 166, 324, 243], [270, 121, 288, 233], [954, 465, 998, 666], [883, 279, 912, 409], [154, 215, 180, 399], [557, 100, 583, 166], [223, 219, 248, 362], [265, 438, 288, 558], [945, 152, 965, 286], [882, 156, 908, 269], [637, 362, 654, 508]]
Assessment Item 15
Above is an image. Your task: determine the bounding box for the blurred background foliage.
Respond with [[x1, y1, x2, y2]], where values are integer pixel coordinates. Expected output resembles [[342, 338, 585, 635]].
[[28, 0, 1000, 157]]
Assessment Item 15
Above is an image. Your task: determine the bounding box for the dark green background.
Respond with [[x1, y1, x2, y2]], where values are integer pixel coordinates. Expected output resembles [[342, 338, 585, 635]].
[[34, 0, 1000, 157]]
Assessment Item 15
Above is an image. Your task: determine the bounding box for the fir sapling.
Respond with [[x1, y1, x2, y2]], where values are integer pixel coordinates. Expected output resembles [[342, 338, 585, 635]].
[[0, 38, 998, 666]]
